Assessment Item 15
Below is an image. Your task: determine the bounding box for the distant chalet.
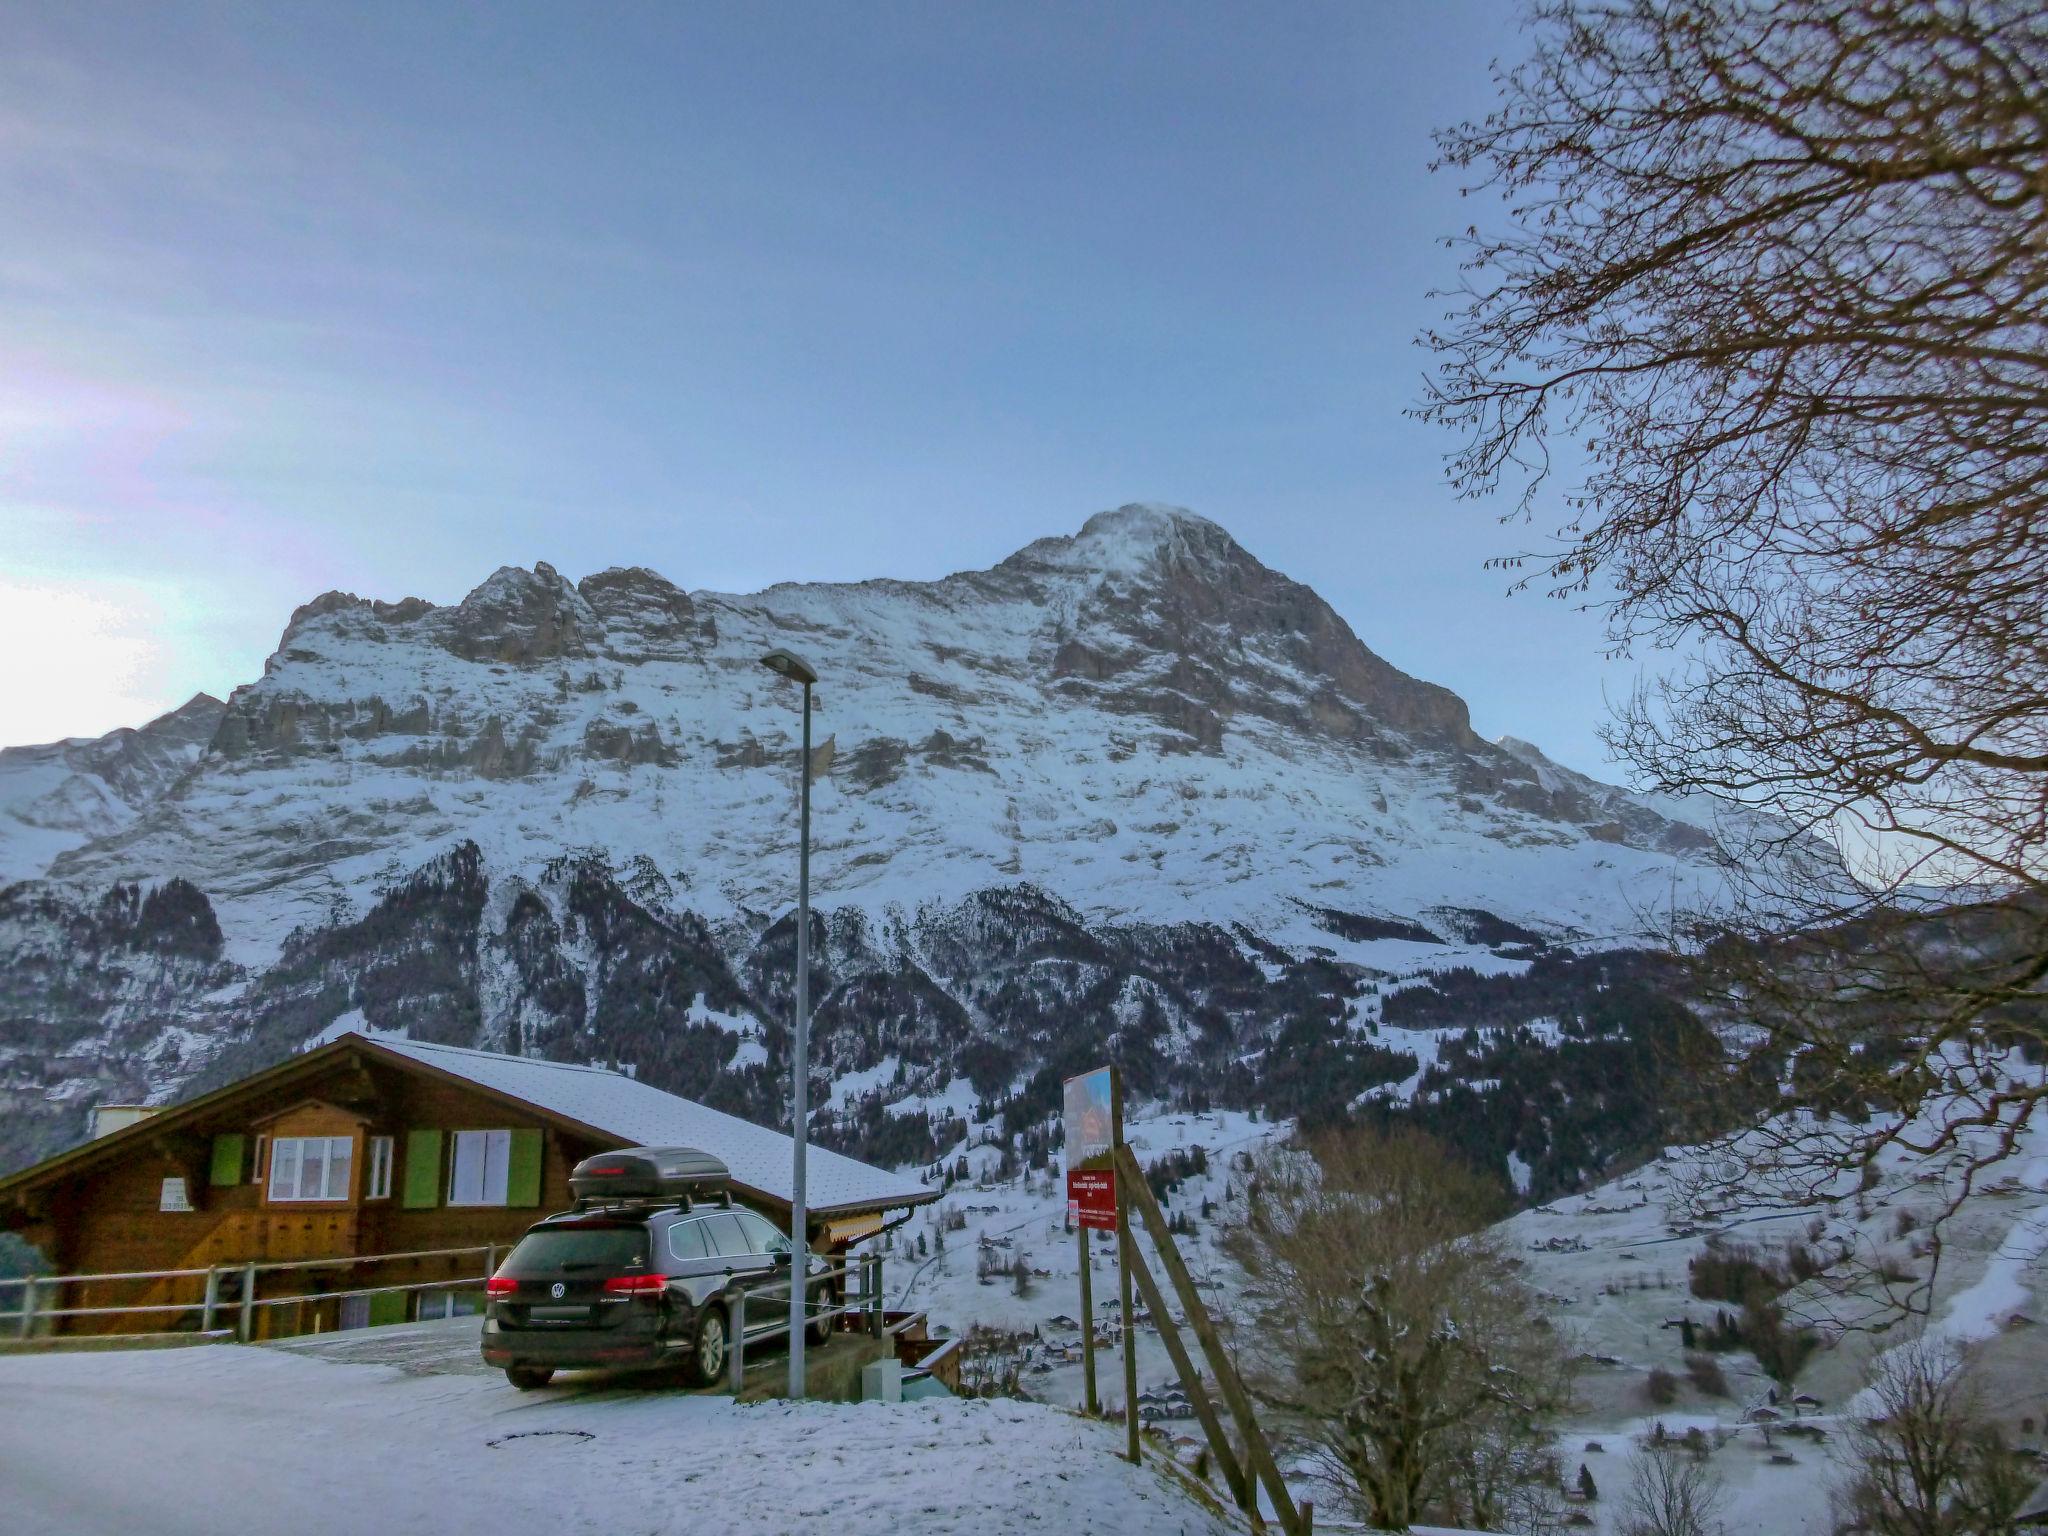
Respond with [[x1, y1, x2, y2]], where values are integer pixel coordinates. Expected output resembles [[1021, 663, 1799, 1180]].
[[0, 1030, 934, 1337]]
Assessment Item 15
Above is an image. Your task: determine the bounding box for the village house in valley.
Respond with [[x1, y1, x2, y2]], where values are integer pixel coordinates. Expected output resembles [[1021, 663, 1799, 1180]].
[[0, 1030, 937, 1338]]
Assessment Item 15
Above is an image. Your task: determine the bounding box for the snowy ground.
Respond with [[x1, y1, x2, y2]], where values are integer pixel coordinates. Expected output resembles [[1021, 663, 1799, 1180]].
[[0, 1341, 1239, 1536]]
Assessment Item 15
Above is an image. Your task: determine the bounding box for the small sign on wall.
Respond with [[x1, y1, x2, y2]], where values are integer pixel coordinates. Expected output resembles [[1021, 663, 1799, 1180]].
[[159, 1176, 192, 1212]]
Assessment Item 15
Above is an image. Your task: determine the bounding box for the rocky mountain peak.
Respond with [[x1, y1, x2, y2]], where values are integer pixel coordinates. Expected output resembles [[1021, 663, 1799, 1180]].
[[1000, 502, 1238, 579], [440, 562, 599, 664], [576, 566, 701, 659]]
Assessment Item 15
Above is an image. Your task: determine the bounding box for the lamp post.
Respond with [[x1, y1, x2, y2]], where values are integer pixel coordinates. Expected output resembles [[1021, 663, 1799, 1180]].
[[759, 646, 818, 1398]]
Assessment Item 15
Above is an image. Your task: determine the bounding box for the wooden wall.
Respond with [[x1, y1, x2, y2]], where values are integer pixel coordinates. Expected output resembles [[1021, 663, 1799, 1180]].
[[11, 1044, 870, 1338]]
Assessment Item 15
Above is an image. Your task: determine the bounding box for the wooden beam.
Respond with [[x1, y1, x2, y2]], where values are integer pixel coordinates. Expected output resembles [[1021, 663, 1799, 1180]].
[[1123, 1232, 1252, 1512], [1115, 1143, 1306, 1536]]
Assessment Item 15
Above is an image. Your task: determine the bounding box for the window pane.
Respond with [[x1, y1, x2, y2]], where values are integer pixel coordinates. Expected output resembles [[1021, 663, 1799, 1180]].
[[704, 1213, 752, 1258], [368, 1136, 392, 1199], [483, 1130, 511, 1205], [668, 1220, 710, 1262], [741, 1212, 790, 1252], [506, 1226, 650, 1275], [450, 1131, 485, 1204], [325, 1138, 353, 1200], [298, 1140, 326, 1201], [269, 1140, 299, 1201]]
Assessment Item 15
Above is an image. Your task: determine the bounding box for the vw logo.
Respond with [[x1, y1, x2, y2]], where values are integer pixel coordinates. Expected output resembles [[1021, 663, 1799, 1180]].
[[550, 1282, 566, 1300]]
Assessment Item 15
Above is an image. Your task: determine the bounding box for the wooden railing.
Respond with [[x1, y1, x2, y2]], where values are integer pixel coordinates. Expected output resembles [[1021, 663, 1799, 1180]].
[[0, 1245, 500, 1342]]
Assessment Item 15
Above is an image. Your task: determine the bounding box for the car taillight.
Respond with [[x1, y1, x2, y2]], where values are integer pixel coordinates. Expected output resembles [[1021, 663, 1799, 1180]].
[[601, 1274, 666, 1295], [485, 1275, 517, 1297]]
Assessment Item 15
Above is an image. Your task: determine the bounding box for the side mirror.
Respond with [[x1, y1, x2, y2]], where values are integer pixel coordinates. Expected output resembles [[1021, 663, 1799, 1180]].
[[772, 1249, 794, 1267]]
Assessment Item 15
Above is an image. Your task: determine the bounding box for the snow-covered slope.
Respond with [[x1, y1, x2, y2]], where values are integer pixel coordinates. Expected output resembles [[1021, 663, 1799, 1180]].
[[1, 505, 1747, 1175], [36, 506, 1725, 955], [0, 693, 223, 885]]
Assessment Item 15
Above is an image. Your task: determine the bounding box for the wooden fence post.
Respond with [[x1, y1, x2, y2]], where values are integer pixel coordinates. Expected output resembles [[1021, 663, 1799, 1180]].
[[1078, 1225, 1098, 1414], [1118, 1187, 1140, 1464], [238, 1262, 257, 1343]]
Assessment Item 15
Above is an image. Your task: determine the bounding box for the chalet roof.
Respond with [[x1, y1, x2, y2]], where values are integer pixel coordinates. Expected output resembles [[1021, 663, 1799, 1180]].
[[358, 1034, 932, 1217], [0, 1029, 937, 1222]]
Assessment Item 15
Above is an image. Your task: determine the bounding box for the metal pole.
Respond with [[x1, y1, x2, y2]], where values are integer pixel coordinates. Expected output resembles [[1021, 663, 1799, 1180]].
[[17, 1276, 35, 1341], [729, 1289, 746, 1394], [788, 678, 812, 1399], [201, 1266, 221, 1333]]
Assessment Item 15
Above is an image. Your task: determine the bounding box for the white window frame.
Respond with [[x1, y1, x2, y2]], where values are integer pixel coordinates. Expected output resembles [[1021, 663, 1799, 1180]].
[[267, 1135, 354, 1203], [251, 1133, 269, 1186], [447, 1129, 513, 1207], [366, 1135, 394, 1200]]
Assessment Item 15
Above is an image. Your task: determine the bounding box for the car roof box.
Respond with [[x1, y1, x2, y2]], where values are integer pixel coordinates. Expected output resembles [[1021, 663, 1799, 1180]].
[[569, 1146, 731, 1205]]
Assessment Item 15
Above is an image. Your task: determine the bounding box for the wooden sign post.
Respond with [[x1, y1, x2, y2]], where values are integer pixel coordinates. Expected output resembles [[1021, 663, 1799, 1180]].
[[1063, 1066, 1122, 1431]]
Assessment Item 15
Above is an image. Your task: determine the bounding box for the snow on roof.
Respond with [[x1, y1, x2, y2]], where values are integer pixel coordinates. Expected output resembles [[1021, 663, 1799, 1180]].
[[359, 1034, 933, 1216]]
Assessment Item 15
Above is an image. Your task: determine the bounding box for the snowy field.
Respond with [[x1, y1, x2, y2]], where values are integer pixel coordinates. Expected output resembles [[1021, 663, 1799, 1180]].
[[0, 1343, 1236, 1536]]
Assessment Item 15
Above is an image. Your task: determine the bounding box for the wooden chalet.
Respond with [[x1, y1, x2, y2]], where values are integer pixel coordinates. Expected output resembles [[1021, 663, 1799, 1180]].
[[0, 1031, 937, 1338]]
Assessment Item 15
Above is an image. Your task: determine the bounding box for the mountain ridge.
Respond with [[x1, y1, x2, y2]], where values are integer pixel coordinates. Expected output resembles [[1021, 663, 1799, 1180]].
[[1, 505, 1737, 1183]]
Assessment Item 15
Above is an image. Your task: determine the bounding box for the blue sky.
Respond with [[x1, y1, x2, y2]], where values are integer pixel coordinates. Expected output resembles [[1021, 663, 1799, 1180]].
[[0, 1, 1633, 774]]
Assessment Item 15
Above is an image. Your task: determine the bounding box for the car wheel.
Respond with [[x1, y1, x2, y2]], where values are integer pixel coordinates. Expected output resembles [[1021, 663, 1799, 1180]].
[[806, 1303, 832, 1348], [505, 1366, 554, 1391], [685, 1302, 728, 1387]]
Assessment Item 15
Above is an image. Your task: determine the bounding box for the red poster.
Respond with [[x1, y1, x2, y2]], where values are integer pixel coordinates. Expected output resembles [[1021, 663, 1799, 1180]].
[[1067, 1167, 1117, 1231]]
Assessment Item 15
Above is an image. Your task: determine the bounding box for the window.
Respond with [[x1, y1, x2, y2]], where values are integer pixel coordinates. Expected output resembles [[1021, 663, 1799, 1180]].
[[366, 1136, 394, 1200], [505, 1226, 649, 1275], [668, 1219, 711, 1263], [738, 1211, 793, 1254], [448, 1129, 513, 1206], [268, 1136, 353, 1202], [701, 1212, 752, 1259]]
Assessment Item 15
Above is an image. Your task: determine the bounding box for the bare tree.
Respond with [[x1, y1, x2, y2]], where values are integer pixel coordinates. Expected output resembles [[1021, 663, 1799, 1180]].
[[1620, 1446, 1728, 1536], [1833, 1338, 2031, 1536], [1423, 0, 2048, 1255], [1225, 1128, 1573, 1532]]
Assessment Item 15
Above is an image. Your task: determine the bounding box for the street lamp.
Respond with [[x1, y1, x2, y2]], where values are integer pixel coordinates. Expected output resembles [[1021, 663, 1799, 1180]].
[[759, 646, 818, 1398]]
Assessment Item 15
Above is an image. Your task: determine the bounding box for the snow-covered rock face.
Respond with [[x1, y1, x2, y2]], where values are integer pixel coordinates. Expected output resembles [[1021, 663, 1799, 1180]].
[[0, 693, 225, 884], [0, 505, 1743, 1175], [29, 505, 1724, 950]]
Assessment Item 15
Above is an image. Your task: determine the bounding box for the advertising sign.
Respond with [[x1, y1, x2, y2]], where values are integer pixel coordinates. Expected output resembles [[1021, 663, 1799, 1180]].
[[1063, 1067, 1116, 1170], [1067, 1167, 1117, 1231], [159, 1176, 191, 1212]]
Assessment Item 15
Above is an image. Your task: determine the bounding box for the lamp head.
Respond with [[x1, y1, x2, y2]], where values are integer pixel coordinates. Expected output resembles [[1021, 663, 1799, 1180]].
[[758, 648, 818, 687]]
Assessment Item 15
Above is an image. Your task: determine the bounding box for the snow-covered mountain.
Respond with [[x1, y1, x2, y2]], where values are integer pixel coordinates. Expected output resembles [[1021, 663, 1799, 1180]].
[[0, 692, 225, 885], [1, 505, 1735, 1175]]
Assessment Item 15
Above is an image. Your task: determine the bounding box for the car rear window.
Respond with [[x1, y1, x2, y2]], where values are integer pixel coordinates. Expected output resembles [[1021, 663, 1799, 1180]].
[[501, 1225, 649, 1275]]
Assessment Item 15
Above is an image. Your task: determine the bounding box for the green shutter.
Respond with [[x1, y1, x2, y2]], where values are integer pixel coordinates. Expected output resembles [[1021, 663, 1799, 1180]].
[[506, 1128, 543, 1208], [401, 1129, 443, 1209], [368, 1290, 409, 1327], [209, 1133, 246, 1187]]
